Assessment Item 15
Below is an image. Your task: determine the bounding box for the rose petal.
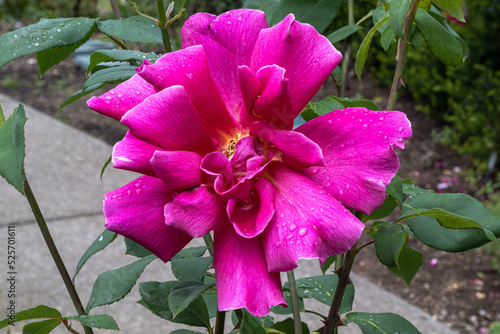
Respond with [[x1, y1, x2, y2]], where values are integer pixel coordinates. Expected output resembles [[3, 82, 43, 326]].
[[112, 131, 164, 176], [87, 73, 156, 120], [151, 150, 202, 193], [164, 186, 228, 237], [250, 121, 325, 169], [104, 176, 191, 262], [121, 85, 217, 155], [250, 14, 342, 119], [137, 46, 239, 141], [296, 107, 412, 214], [227, 177, 275, 238], [200, 151, 234, 194], [262, 162, 364, 272], [214, 224, 286, 316], [230, 136, 265, 179], [181, 9, 268, 115]]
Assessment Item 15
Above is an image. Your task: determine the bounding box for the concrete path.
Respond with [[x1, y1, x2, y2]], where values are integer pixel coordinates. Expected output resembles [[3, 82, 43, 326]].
[[0, 93, 456, 334]]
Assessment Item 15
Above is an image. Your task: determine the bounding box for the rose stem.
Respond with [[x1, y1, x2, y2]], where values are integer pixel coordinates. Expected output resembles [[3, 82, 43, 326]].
[[340, 0, 355, 98], [287, 270, 303, 334], [156, 0, 172, 53], [24, 178, 94, 334]]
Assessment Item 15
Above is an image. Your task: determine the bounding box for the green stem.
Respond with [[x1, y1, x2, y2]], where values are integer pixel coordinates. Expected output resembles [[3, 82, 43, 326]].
[[24, 178, 93, 334], [286, 270, 303, 334], [323, 245, 358, 334], [109, 0, 120, 19], [203, 233, 214, 257], [386, 0, 420, 110], [340, 0, 355, 98], [156, 0, 172, 53], [214, 310, 226, 334]]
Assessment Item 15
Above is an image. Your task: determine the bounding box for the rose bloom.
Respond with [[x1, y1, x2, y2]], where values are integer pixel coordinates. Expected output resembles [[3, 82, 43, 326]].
[[88, 9, 411, 316]]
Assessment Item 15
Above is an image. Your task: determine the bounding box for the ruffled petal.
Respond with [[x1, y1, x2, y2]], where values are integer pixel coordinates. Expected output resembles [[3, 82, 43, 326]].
[[151, 150, 202, 193], [250, 14, 342, 119], [227, 177, 275, 238], [137, 46, 239, 141], [112, 131, 164, 176], [121, 85, 217, 155], [296, 107, 412, 214], [250, 121, 325, 169], [181, 10, 269, 115], [262, 162, 364, 272], [87, 73, 156, 120], [104, 176, 192, 262], [214, 224, 286, 316], [164, 186, 228, 237], [230, 136, 265, 180], [200, 151, 234, 194]]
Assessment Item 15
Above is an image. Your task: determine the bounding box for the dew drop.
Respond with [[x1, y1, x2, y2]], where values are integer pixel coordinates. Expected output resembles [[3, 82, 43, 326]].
[[127, 190, 131, 195], [362, 124, 368, 130], [136, 91, 140, 95], [398, 126, 403, 132], [135, 182, 141, 188], [298, 227, 308, 237], [98, 235, 103, 241], [276, 241, 281, 247], [289, 224, 297, 232], [398, 138, 404, 143], [186, 72, 193, 79], [136, 188, 142, 195], [310, 207, 315, 211], [117, 93, 123, 98], [327, 119, 332, 124]]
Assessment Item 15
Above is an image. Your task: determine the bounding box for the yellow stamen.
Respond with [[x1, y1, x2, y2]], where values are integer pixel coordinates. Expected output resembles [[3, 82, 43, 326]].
[[223, 133, 242, 159]]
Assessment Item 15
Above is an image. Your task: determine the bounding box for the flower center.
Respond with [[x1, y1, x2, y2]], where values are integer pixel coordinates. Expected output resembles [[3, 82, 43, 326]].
[[223, 133, 243, 159]]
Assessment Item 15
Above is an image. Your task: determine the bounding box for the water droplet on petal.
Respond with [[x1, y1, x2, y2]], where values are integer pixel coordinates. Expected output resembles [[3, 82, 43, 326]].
[[289, 224, 297, 232], [136, 188, 142, 195], [379, 116, 384, 121], [362, 124, 368, 130], [398, 138, 404, 143], [398, 126, 403, 132], [298, 227, 308, 237], [135, 182, 141, 188], [127, 190, 131, 195], [327, 119, 332, 124]]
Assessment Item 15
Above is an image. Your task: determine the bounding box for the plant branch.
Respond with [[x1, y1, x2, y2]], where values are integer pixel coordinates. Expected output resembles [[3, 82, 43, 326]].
[[323, 245, 358, 334], [386, 0, 421, 110], [214, 310, 226, 334], [203, 233, 214, 257], [109, 0, 121, 19], [340, 0, 355, 98], [24, 178, 93, 334], [156, 0, 172, 53], [287, 270, 303, 334]]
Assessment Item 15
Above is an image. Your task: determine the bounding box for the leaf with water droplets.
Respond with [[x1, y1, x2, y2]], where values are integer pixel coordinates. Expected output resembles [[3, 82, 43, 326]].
[[66, 314, 119, 330], [86, 49, 161, 76], [344, 312, 421, 334], [83, 65, 136, 92], [97, 16, 163, 44], [0, 17, 98, 70], [73, 229, 117, 282]]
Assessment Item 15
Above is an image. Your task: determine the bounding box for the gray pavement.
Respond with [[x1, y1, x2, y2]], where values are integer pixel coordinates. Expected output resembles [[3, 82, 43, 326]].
[[0, 92, 457, 333]]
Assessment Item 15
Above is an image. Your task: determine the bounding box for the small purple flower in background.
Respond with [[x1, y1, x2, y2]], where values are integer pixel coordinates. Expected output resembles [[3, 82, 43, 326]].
[[88, 9, 412, 316], [429, 258, 438, 267]]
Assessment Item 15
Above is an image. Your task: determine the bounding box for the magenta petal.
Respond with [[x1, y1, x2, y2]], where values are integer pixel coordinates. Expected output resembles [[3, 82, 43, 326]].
[[230, 136, 265, 178], [250, 14, 342, 118], [151, 151, 202, 193], [87, 73, 156, 120], [121, 85, 217, 155], [137, 46, 239, 141], [228, 177, 275, 238], [104, 176, 191, 262], [250, 121, 325, 169], [237, 65, 262, 128], [181, 10, 268, 115], [296, 107, 412, 214], [201, 151, 234, 194], [164, 186, 228, 237], [214, 224, 286, 316], [112, 131, 164, 176], [263, 162, 364, 272]]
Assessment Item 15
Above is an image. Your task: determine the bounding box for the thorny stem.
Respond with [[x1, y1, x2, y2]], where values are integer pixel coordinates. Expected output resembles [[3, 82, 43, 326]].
[[287, 270, 303, 334], [24, 178, 93, 334], [340, 0, 355, 98], [156, 0, 172, 53], [323, 245, 358, 334], [386, 0, 421, 110]]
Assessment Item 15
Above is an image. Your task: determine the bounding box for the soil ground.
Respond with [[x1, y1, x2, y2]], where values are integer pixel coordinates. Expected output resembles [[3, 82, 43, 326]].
[[1, 50, 499, 333]]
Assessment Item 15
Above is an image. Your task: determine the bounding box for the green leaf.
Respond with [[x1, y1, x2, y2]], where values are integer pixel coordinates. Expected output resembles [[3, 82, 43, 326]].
[[0, 104, 26, 194], [0, 105, 5, 126], [58, 83, 107, 111], [414, 8, 463, 67], [171, 256, 213, 282], [271, 290, 305, 315], [399, 208, 484, 229], [201, 275, 218, 318], [36, 23, 96, 76], [83, 66, 136, 92], [170, 330, 205, 334], [240, 309, 267, 334], [97, 16, 163, 44], [73, 229, 117, 281], [139, 281, 211, 328], [386, 175, 403, 205], [390, 0, 412, 40], [242, 0, 279, 22], [0, 18, 98, 68], [100, 155, 112, 181], [343, 312, 421, 333], [355, 15, 390, 80], [403, 193, 500, 252], [124, 238, 153, 258], [363, 196, 398, 222], [431, 0, 465, 22], [320, 254, 336, 274], [387, 245, 423, 285], [172, 246, 208, 260], [375, 224, 408, 267], [273, 318, 310, 334], [86, 254, 156, 312], [66, 314, 119, 330], [86, 49, 161, 76], [331, 96, 381, 110], [270, 0, 342, 33], [168, 282, 214, 317], [0, 305, 61, 328], [22, 319, 61, 334], [380, 27, 395, 51], [327, 25, 363, 44], [301, 97, 344, 121], [401, 178, 434, 196]]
